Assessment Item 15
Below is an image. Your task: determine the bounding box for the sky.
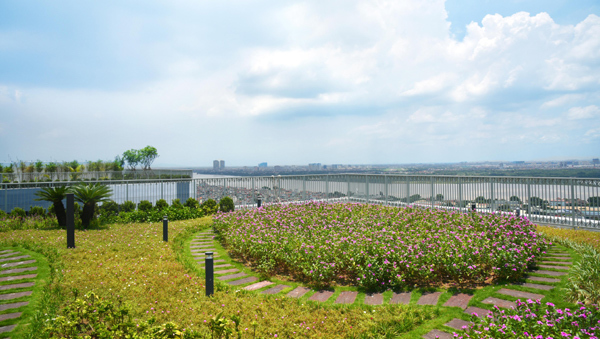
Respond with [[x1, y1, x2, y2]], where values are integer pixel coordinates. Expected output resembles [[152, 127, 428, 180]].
[[1, 0, 599, 168]]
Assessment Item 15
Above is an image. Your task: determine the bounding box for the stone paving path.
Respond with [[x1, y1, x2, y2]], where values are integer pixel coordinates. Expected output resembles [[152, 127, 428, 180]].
[[189, 233, 573, 338], [422, 246, 573, 339], [0, 248, 39, 337]]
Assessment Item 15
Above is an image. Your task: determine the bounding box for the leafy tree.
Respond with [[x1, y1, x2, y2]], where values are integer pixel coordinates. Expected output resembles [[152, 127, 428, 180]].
[[45, 162, 57, 180], [3, 165, 13, 173], [529, 196, 548, 208], [34, 160, 44, 173], [588, 196, 600, 207], [475, 196, 488, 203], [219, 196, 234, 213], [201, 199, 218, 215], [509, 196, 521, 203], [122, 149, 141, 170], [73, 183, 113, 228], [34, 186, 72, 227], [435, 194, 444, 201], [139, 146, 159, 170]]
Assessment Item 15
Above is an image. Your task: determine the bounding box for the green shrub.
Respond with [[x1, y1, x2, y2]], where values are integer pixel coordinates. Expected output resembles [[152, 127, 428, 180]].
[[121, 200, 136, 213], [155, 199, 168, 210], [0, 209, 7, 218], [184, 197, 200, 209], [138, 200, 153, 212], [10, 207, 26, 218], [201, 199, 218, 215], [99, 200, 119, 215], [171, 199, 183, 209], [219, 196, 234, 213], [29, 205, 46, 217]]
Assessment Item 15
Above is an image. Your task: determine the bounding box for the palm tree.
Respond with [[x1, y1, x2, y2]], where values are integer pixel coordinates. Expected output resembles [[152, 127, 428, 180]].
[[34, 186, 72, 227], [73, 183, 112, 228]]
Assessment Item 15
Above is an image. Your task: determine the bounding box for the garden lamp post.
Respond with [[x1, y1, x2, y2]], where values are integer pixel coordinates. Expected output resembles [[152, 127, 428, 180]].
[[163, 216, 168, 242], [66, 193, 75, 248], [205, 252, 214, 297]]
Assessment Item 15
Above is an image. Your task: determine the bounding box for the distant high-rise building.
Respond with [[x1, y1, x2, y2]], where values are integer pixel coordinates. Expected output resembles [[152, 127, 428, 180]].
[[308, 163, 322, 170], [593, 158, 599, 166], [258, 162, 268, 168], [213, 160, 225, 170]]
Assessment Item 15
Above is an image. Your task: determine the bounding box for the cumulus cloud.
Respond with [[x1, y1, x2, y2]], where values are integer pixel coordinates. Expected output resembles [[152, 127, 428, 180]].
[[567, 105, 600, 120]]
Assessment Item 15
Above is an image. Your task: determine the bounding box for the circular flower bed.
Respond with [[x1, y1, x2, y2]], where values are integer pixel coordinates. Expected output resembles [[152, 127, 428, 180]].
[[214, 202, 549, 290]]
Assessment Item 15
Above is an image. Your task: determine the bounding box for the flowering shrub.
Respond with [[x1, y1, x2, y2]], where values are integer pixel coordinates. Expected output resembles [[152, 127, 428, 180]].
[[214, 202, 549, 289], [458, 300, 600, 338]]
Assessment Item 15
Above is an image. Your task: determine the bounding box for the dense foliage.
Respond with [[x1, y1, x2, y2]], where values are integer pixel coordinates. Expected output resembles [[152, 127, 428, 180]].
[[459, 300, 600, 338], [214, 202, 549, 289]]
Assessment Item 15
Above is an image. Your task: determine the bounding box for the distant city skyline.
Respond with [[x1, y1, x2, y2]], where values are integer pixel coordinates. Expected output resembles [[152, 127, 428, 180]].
[[1, 0, 599, 166]]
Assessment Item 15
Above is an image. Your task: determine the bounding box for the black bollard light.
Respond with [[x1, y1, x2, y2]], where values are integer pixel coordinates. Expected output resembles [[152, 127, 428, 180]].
[[471, 203, 476, 213], [163, 216, 168, 242], [205, 252, 214, 297], [257, 196, 262, 208], [66, 193, 75, 248], [516, 208, 521, 217]]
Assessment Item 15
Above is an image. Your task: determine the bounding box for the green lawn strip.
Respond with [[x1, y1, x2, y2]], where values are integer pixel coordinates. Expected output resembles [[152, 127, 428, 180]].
[[0, 246, 50, 339]]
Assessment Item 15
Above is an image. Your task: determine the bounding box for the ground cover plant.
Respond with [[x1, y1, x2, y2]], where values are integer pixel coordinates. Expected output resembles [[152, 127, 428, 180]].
[[213, 202, 549, 290], [0, 217, 437, 339]]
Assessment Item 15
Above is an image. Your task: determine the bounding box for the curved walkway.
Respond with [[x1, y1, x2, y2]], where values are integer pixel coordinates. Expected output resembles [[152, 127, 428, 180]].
[[190, 232, 574, 337], [0, 248, 41, 339]]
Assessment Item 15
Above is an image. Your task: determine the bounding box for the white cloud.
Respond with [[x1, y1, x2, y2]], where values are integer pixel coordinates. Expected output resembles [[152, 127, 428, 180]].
[[567, 105, 600, 120]]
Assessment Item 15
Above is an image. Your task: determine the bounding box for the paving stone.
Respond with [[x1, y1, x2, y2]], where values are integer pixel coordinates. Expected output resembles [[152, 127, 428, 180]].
[[191, 240, 213, 244], [261, 284, 290, 295], [190, 248, 217, 252], [0, 312, 21, 322], [214, 269, 239, 275], [364, 293, 383, 305], [0, 250, 15, 254], [0, 291, 32, 301], [0, 324, 17, 333], [287, 286, 311, 298], [513, 283, 554, 291], [1, 260, 36, 269], [0, 267, 37, 275], [308, 291, 334, 302], [527, 276, 561, 283], [531, 270, 567, 276], [228, 276, 258, 286], [538, 265, 570, 270], [197, 259, 225, 265], [0, 252, 18, 258], [497, 288, 545, 300], [0, 274, 37, 282], [417, 292, 442, 305], [0, 282, 35, 291], [335, 291, 358, 304], [482, 297, 516, 309], [192, 253, 219, 257], [443, 293, 472, 309], [0, 255, 30, 263], [464, 306, 493, 318], [210, 264, 232, 268], [217, 272, 247, 281], [423, 329, 452, 339], [0, 301, 28, 311], [445, 318, 471, 331], [243, 281, 274, 291], [390, 292, 411, 304], [545, 255, 571, 260], [541, 261, 572, 265]]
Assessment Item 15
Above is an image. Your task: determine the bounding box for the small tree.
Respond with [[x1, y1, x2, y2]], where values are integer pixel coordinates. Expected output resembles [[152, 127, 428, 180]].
[[45, 162, 57, 180], [35, 186, 72, 227], [155, 199, 168, 210], [122, 150, 141, 170], [509, 196, 521, 203], [121, 201, 136, 212], [35, 160, 44, 173], [138, 200, 153, 212], [139, 146, 159, 170], [73, 183, 113, 229], [435, 194, 444, 201], [219, 197, 234, 213], [588, 196, 600, 207], [184, 197, 200, 209]]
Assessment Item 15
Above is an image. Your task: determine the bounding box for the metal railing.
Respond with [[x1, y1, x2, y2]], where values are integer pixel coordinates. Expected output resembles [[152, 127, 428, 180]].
[[0, 169, 193, 183], [2, 174, 599, 229]]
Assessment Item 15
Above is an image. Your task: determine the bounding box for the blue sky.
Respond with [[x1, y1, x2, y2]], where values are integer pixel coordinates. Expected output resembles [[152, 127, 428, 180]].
[[1, 0, 599, 167]]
